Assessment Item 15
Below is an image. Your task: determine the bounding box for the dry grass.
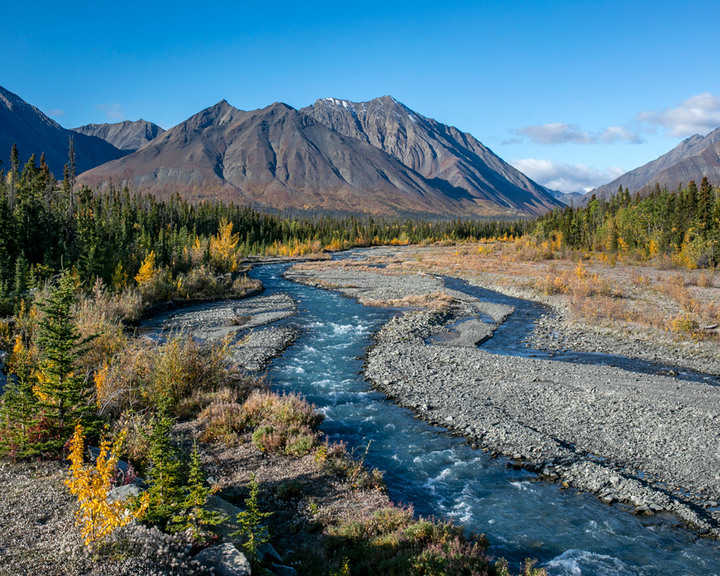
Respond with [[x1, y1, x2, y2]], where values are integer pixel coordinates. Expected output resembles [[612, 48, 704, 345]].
[[370, 241, 719, 344], [95, 333, 254, 419], [363, 291, 455, 311]]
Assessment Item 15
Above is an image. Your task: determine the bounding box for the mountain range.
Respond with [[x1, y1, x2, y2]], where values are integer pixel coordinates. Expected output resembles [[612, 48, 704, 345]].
[[0, 86, 561, 217], [586, 126, 720, 200], [78, 96, 561, 217], [2, 83, 719, 217]]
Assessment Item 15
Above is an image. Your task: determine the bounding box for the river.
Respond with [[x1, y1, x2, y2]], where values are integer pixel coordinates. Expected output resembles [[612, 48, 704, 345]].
[[250, 260, 720, 576]]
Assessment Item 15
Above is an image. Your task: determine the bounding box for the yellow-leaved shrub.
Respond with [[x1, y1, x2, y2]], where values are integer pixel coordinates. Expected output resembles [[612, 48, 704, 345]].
[[66, 424, 148, 546]]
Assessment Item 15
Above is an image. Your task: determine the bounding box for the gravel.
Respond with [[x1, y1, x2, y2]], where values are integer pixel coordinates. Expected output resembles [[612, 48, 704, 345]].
[[287, 262, 720, 538], [140, 293, 299, 372], [0, 461, 209, 575], [529, 306, 720, 376], [229, 326, 298, 372]]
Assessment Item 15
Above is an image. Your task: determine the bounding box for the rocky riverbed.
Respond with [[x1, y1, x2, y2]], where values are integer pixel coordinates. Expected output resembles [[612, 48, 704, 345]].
[[286, 260, 720, 538], [138, 293, 299, 371]]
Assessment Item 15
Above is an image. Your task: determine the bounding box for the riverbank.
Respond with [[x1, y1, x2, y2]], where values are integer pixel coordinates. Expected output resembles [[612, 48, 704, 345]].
[[286, 253, 720, 539], [378, 244, 720, 376]]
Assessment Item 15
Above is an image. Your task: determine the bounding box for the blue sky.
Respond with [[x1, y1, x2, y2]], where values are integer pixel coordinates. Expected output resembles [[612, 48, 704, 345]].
[[3, 0, 719, 192]]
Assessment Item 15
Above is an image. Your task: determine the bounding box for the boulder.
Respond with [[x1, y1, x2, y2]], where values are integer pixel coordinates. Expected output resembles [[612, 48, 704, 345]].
[[269, 564, 298, 576], [206, 495, 243, 541], [259, 542, 283, 564], [195, 543, 251, 576], [107, 483, 146, 503]]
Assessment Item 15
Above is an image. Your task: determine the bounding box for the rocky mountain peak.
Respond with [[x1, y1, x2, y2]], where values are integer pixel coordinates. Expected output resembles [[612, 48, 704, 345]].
[[0, 84, 127, 175], [586, 124, 720, 200], [302, 96, 560, 215], [72, 119, 165, 152]]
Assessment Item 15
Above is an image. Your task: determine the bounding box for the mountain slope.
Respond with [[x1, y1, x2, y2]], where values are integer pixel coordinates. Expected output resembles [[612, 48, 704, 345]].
[[72, 120, 164, 151], [0, 85, 127, 176], [645, 140, 720, 189], [587, 126, 720, 199], [301, 96, 562, 215], [78, 100, 499, 216]]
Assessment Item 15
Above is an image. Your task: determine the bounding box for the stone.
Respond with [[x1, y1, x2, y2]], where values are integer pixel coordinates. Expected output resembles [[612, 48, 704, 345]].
[[107, 483, 146, 503], [259, 542, 283, 563], [195, 543, 251, 576], [269, 564, 298, 576]]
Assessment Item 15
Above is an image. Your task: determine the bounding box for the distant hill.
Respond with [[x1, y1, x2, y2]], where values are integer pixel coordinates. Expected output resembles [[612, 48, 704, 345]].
[[302, 96, 561, 215], [0, 85, 127, 176], [586, 126, 720, 200], [79, 98, 563, 217], [545, 188, 583, 206], [73, 120, 164, 152]]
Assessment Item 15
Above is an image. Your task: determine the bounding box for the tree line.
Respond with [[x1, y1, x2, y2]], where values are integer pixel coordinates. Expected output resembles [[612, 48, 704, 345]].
[[0, 147, 529, 313], [532, 178, 720, 267]]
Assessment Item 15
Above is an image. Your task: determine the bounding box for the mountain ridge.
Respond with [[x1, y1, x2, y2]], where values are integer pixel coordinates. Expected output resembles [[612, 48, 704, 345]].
[[79, 97, 563, 217], [0, 86, 128, 176], [301, 96, 561, 215], [72, 119, 165, 152], [586, 126, 720, 200], [1, 85, 563, 217]]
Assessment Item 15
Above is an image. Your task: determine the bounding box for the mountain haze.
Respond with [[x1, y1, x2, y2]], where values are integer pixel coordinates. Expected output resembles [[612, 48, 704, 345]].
[[587, 126, 720, 200], [79, 98, 561, 217], [0, 86, 127, 176], [302, 96, 561, 215], [73, 120, 164, 152]]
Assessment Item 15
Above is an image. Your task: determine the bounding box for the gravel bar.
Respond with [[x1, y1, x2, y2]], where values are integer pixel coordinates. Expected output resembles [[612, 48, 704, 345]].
[[287, 262, 720, 538], [142, 293, 299, 372]]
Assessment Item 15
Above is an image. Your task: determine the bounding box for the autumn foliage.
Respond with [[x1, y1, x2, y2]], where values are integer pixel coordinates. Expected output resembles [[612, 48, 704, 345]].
[[66, 424, 148, 546]]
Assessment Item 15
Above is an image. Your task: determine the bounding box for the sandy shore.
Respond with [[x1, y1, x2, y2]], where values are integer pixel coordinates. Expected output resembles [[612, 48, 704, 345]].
[[286, 257, 720, 538]]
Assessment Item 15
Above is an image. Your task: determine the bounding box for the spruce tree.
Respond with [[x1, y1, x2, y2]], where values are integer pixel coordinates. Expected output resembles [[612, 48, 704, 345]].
[[169, 441, 222, 543], [0, 336, 40, 458], [143, 413, 185, 528], [34, 271, 94, 453]]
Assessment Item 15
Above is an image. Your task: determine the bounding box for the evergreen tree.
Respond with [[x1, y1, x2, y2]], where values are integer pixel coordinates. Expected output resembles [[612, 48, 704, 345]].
[[143, 413, 186, 528], [232, 474, 272, 567], [169, 441, 222, 543], [0, 336, 40, 458], [33, 271, 94, 453]]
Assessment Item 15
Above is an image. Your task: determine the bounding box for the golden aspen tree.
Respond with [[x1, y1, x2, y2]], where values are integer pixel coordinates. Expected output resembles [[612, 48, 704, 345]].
[[66, 424, 148, 546], [134, 251, 158, 286], [209, 219, 239, 272]]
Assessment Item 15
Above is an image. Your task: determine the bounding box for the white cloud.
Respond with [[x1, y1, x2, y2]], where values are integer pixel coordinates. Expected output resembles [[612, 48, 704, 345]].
[[97, 102, 125, 121], [511, 158, 625, 193], [516, 123, 593, 144], [599, 126, 643, 144], [47, 109, 65, 117], [637, 92, 720, 137], [515, 122, 642, 145]]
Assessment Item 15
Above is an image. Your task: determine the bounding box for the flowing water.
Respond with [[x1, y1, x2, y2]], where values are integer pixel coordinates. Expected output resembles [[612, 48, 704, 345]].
[[250, 261, 720, 575]]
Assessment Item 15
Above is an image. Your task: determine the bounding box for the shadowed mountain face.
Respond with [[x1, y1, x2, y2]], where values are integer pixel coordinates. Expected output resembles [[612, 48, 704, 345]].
[[72, 120, 164, 152], [80, 99, 557, 217], [301, 96, 562, 215], [0, 86, 127, 176], [587, 127, 720, 200]]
